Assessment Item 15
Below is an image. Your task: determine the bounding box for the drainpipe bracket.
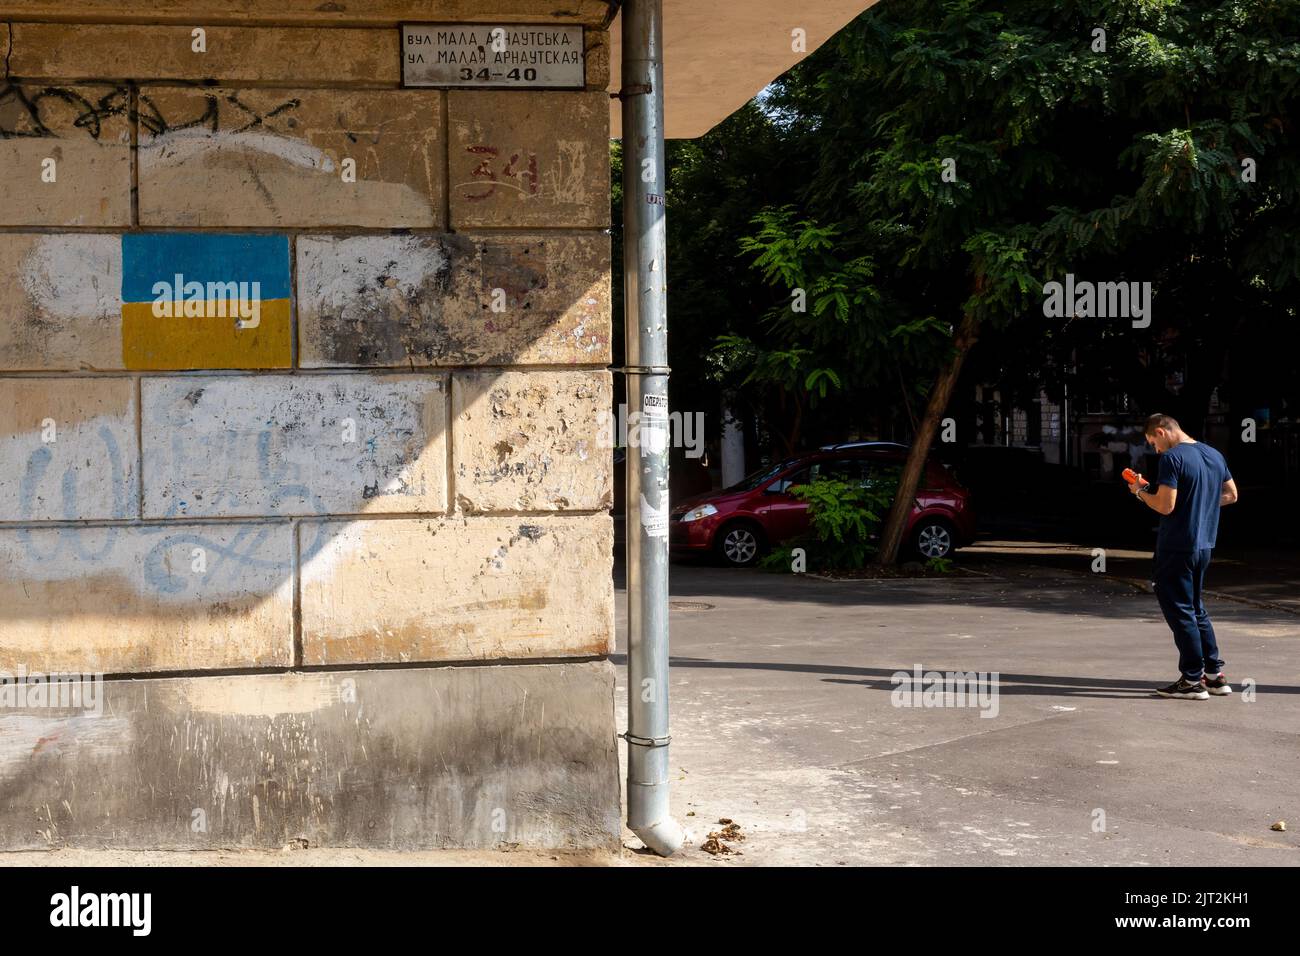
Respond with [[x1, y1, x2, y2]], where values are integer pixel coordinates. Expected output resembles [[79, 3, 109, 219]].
[[610, 83, 653, 100], [613, 365, 672, 376], [621, 732, 672, 748]]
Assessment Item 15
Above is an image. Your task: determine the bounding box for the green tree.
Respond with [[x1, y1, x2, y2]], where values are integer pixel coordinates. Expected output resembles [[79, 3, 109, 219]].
[[742, 0, 1299, 563]]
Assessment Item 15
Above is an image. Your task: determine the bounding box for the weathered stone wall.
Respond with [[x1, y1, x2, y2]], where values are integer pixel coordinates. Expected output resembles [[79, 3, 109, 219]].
[[0, 4, 618, 850]]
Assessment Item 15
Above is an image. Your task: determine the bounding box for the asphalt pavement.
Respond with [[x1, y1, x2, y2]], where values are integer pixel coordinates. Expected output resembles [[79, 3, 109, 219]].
[[615, 550, 1300, 865]]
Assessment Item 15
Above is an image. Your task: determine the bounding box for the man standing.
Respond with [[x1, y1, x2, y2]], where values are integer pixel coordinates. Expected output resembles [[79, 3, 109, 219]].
[[1130, 414, 1239, 699]]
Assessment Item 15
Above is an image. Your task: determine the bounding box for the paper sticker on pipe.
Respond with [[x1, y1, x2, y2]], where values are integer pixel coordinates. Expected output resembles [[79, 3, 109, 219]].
[[640, 493, 667, 538], [640, 393, 668, 456]]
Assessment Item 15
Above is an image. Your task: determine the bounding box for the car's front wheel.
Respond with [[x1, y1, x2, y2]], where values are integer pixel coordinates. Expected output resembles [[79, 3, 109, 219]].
[[715, 522, 763, 567], [910, 517, 956, 560]]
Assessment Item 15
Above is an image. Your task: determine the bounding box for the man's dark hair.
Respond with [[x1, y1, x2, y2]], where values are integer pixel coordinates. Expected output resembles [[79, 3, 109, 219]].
[[1144, 413, 1181, 436]]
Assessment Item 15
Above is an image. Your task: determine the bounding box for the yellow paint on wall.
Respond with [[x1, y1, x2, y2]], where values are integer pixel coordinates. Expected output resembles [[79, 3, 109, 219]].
[[121, 298, 292, 370]]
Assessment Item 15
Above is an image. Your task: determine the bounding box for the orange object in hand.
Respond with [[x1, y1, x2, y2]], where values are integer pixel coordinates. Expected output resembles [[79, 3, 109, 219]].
[[1122, 468, 1146, 487]]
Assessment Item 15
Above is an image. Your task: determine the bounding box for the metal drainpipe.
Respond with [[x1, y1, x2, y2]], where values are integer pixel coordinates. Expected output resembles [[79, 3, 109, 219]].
[[621, 0, 684, 857]]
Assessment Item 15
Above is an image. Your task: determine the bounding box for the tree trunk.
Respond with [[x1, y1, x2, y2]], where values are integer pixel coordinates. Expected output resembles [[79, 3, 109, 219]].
[[878, 310, 981, 565]]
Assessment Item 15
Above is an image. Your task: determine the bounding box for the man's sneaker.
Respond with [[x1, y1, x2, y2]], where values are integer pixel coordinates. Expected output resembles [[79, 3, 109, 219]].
[[1155, 677, 1210, 700], [1202, 673, 1233, 696]]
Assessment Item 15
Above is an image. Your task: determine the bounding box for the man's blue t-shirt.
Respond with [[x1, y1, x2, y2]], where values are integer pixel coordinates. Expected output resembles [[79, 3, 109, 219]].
[[1155, 442, 1232, 553]]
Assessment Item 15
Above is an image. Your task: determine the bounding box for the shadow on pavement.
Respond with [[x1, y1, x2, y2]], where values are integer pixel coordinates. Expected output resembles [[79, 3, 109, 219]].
[[608, 654, 1300, 698]]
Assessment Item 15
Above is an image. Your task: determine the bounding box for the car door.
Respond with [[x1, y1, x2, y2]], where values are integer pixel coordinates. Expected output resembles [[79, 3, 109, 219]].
[[913, 459, 948, 513], [757, 466, 812, 542], [764, 458, 871, 542]]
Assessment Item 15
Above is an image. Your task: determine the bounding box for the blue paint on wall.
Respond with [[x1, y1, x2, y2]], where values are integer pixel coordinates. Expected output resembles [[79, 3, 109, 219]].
[[121, 233, 292, 303]]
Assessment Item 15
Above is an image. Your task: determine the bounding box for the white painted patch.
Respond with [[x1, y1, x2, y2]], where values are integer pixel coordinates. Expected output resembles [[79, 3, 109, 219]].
[[166, 674, 338, 716], [0, 411, 138, 522], [143, 128, 336, 173], [19, 235, 121, 320], [297, 234, 451, 315], [142, 374, 447, 518], [0, 523, 293, 601]]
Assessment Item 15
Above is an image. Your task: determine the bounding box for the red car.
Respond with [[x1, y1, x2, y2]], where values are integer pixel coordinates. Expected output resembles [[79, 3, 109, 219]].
[[669, 443, 976, 567]]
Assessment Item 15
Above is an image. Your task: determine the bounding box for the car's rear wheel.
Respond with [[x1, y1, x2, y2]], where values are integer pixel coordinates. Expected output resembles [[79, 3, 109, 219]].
[[716, 521, 763, 568], [910, 517, 956, 560]]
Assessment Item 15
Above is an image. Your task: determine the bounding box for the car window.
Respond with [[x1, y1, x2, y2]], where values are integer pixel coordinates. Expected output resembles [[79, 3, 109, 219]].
[[768, 467, 811, 494], [726, 457, 800, 493], [869, 460, 902, 492], [809, 458, 869, 485]]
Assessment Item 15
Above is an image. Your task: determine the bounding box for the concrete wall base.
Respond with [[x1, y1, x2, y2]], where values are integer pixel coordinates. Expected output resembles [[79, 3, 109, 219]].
[[0, 661, 620, 851]]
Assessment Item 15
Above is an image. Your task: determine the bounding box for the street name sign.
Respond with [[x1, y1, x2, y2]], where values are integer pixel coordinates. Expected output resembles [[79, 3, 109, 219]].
[[401, 24, 586, 89]]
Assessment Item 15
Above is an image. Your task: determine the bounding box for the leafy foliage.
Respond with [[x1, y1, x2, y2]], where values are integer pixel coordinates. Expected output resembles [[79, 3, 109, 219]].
[[646, 0, 1299, 462], [924, 555, 955, 574], [761, 476, 897, 571]]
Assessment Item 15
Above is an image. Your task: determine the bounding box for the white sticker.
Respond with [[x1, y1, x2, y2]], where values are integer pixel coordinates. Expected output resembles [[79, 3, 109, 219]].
[[640, 394, 669, 456], [642, 393, 668, 419], [640, 493, 668, 538]]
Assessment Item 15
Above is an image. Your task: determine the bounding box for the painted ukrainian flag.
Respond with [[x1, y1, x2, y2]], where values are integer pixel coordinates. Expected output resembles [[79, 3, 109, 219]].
[[121, 233, 292, 370]]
